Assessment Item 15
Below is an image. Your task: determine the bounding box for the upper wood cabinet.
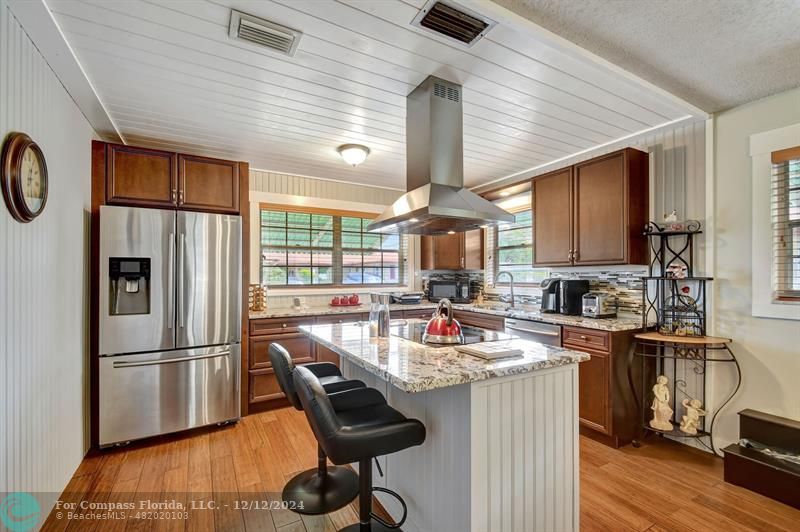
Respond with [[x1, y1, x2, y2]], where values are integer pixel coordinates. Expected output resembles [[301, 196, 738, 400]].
[[532, 168, 573, 266], [178, 154, 239, 213], [420, 229, 484, 270], [106, 144, 177, 208], [103, 142, 242, 214], [532, 148, 648, 267], [433, 233, 463, 270]]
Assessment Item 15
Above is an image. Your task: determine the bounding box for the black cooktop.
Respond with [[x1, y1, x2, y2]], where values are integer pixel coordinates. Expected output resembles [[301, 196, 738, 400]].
[[391, 321, 515, 346]]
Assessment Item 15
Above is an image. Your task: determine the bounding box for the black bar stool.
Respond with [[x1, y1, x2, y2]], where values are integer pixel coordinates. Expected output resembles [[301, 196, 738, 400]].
[[293, 365, 426, 532], [269, 343, 365, 515]]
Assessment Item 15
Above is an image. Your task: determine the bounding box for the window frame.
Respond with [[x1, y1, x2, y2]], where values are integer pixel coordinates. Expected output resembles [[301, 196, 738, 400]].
[[772, 151, 800, 301], [492, 207, 549, 287], [259, 203, 406, 289], [749, 124, 800, 320]]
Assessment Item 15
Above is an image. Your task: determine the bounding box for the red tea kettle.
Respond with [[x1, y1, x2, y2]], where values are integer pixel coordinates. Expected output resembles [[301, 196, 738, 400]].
[[423, 298, 464, 344]]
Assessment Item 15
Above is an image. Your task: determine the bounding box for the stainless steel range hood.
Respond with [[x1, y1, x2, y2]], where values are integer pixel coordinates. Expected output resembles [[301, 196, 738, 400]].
[[367, 76, 514, 235]]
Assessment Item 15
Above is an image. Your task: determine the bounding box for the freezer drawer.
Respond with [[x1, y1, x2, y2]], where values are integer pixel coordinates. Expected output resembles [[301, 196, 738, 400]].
[[99, 345, 240, 447]]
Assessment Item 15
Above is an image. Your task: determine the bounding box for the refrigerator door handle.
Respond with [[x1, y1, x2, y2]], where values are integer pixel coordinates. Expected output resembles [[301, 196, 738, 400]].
[[167, 233, 175, 329], [178, 232, 185, 328], [112, 350, 231, 368]]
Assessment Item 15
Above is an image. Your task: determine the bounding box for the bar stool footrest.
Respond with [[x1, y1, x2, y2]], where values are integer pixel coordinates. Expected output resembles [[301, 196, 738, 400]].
[[338, 519, 404, 532]]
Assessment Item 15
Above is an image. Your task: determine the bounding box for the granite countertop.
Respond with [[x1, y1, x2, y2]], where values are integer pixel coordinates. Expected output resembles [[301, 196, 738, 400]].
[[249, 302, 435, 319], [301, 321, 590, 393], [251, 301, 649, 332]]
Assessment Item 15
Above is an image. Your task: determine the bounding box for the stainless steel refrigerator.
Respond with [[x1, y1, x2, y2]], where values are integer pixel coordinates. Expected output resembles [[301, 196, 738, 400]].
[[98, 205, 241, 447]]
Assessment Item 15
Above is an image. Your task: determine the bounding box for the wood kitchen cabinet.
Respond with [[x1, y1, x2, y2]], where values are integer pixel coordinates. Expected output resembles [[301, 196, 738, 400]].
[[103, 142, 240, 213], [248, 316, 316, 409], [532, 148, 648, 267], [532, 168, 573, 266], [106, 144, 177, 208], [563, 325, 645, 448], [178, 154, 239, 213], [247, 313, 367, 410], [451, 309, 505, 331], [420, 229, 484, 270]]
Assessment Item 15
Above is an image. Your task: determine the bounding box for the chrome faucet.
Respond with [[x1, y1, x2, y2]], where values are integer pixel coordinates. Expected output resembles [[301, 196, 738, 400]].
[[494, 271, 515, 309]]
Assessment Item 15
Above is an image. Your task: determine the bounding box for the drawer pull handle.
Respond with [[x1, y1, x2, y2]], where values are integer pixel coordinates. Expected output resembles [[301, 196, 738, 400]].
[[282, 323, 287, 328], [580, 335, 588, 340]]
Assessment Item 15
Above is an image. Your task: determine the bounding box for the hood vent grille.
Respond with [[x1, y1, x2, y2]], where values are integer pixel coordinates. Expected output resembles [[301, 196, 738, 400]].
[[433, 81, 460, 102], [229, 10, 302, 56], [412, 1, 496, 47]]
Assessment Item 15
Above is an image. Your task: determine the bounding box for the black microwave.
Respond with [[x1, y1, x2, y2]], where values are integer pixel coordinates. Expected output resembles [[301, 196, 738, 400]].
[[428, 280, 470, 303]]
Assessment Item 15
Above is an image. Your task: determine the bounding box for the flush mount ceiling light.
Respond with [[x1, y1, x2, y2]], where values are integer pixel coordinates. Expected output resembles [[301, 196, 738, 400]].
[[337, 144, 370, 167]]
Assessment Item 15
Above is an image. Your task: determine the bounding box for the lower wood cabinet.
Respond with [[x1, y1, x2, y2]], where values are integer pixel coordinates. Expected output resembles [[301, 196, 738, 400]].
[[577, 350, 610, 434], [316, 345, 341, 366], [248, 317, 315, 408], [249, 333, 314, 371], [250, 370, 284, 403], [401, 308, 436, 320], [248, 313, 366, 409], [451, 309, 505, 331], [563, 325, 642, 448], [314, 313, 366, 325]]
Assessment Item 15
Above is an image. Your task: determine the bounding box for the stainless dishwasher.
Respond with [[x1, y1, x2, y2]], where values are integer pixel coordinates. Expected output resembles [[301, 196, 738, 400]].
[[504, 318, 562, 346]]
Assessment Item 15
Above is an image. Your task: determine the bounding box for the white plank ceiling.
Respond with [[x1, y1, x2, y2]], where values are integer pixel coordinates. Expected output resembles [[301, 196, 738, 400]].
[[47, 0, 704, 189]]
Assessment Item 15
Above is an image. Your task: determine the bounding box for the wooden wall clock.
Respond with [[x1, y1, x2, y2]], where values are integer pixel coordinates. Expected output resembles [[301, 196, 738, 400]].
[[1, 132, 48, 222]]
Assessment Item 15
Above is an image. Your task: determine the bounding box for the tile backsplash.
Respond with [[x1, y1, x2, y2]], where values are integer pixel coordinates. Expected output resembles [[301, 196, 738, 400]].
[[420, 271, 485, 300], [262, 268, 645, 316], [486, 269, 646, 316]]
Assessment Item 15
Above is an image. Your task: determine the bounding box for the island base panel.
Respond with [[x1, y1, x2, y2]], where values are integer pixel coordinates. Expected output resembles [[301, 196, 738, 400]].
[[342, 360, 580, 532]]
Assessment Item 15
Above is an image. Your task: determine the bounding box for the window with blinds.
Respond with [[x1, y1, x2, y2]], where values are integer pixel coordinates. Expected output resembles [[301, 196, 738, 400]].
[[772, 147, 800, 301], [260, 205, 407, 287], [489, 208, 548, 285]]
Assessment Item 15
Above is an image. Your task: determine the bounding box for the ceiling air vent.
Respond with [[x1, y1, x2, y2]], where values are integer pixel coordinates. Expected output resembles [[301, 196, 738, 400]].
[[228, 10, 302, 56], [411, 0, 497, 47]]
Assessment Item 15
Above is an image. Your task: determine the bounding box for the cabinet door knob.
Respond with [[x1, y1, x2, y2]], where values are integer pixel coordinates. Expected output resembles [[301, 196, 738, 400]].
[[282, 323, 287, 328]]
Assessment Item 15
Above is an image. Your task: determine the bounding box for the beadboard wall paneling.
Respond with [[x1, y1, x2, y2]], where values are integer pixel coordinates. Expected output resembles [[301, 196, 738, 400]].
[[250, 168, 403, 205], [0, 0, 94, 497]]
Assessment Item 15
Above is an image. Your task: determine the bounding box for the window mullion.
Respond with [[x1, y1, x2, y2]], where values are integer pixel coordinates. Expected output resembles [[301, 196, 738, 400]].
[[333, 216, 343, 285]]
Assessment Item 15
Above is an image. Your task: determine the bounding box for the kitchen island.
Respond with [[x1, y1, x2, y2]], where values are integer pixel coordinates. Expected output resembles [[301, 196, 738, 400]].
[[301, 321, 590, 532]]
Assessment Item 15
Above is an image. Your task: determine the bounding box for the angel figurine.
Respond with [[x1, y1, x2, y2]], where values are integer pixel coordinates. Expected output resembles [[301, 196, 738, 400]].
[[680, 398, 707, 435], [649, 375, 674, 431]]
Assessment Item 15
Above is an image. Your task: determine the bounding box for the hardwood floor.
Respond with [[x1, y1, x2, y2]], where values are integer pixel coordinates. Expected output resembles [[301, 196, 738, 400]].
[[44, 408, 800, 531]]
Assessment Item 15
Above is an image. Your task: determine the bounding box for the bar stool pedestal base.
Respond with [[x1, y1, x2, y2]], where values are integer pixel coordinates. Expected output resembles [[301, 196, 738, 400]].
[[282, 465, 358, 515]]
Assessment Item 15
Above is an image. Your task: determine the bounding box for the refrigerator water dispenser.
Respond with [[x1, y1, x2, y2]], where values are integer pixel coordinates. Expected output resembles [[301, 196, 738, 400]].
[[109, 257, 151, 315]]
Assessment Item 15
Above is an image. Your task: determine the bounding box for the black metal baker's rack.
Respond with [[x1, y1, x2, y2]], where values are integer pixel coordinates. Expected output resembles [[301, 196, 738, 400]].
[[627, 221, 741, 456]]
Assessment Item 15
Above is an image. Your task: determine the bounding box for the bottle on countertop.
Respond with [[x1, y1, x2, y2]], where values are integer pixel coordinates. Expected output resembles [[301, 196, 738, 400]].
[[368, 293, 380, 338], [377, 294, 391, 337]]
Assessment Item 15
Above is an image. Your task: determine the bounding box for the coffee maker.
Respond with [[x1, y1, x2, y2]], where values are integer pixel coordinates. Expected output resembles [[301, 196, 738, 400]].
[[540, 278, 560, 313], [559, 279, 591, 315]]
